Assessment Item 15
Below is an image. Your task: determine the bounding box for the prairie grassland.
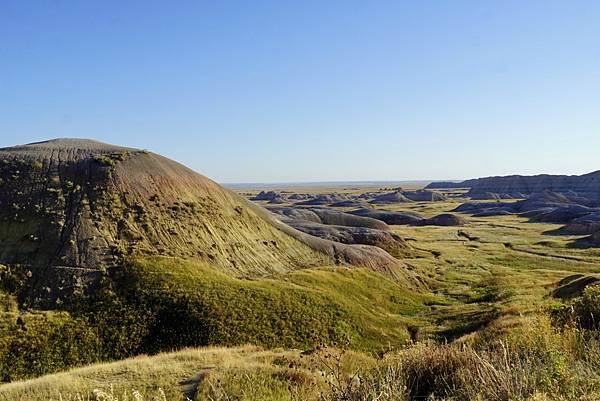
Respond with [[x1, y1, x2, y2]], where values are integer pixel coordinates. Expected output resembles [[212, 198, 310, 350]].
[[2, 313, 599, 401], [386, 200, 600, 339], [3, 194, 600, 400], [0, 345, 374, 401]]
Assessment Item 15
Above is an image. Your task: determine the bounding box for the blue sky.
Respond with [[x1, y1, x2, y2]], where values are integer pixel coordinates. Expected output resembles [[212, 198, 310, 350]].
[[1, 1, 599, 183]]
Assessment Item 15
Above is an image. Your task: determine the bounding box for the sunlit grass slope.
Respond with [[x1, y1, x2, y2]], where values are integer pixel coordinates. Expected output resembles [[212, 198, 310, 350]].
[[3, 312, 599, 401], [110, 256, 434, 352], [0, 256, 434, 381]]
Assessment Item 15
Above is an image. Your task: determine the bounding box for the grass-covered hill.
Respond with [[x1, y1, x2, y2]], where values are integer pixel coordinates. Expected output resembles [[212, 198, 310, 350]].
[[0, 139, 427, 382], [0, 139, 414, 305], [0, 256, 433, 382]]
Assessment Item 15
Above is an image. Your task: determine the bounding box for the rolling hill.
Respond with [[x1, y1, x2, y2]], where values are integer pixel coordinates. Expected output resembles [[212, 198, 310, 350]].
[[0, 139, 426, 381], [0, 139, 414, 305]]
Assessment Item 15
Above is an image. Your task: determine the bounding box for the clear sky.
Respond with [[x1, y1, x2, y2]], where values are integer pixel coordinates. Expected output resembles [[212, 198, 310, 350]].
[[1, 1, 599, 183]]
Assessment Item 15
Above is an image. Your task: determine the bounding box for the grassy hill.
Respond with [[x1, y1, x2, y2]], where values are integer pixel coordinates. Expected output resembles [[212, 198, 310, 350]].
[[0, 139, 427, 381], [0, 256, 433, 381]]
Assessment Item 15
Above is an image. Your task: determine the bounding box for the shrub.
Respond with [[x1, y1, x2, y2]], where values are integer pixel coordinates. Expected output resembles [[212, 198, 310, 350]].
[[31, 160, 44, 170], [573, 285, 600, 329], [79, 286, 156, 359], [110, 258, 360, 352], [0, 314, 102, 381], [322, 315, 600, 401]]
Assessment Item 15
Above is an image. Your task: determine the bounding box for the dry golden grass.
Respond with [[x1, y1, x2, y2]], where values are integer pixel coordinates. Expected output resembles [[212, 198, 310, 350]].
[[0, 345, 375, 401], [3, 315, 599, 401], [0, 345, 273, 401]]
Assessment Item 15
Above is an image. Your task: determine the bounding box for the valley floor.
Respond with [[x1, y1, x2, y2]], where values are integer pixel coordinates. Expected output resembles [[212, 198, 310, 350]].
[[386, 199, 600, 340]]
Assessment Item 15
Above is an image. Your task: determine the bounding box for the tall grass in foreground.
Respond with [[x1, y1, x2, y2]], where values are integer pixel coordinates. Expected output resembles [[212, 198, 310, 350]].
[[17, 318, 600, 401], [313, 315, 600, 401], [7, 286, 600, 401], [196, 315, 600, 401], [53, 387, 183, 401]]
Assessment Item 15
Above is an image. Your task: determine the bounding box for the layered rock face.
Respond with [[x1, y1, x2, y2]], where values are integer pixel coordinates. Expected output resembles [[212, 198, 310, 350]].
[[371, 189, 447, 204], [428, 171, 600, 200], [425, 181, 472, 189], [269, 207, 389, 230], [283, 222, 414, 258], [454, 190, 600, 247], [267, 206, 415, 258]]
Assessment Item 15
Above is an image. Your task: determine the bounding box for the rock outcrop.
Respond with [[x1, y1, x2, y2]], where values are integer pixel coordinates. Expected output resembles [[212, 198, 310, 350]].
[[454, 190, 600, 247], [296, 193, 350, 206], [429, 171, 600, 200], [348, 208, 425, 225], [402, 190, 447, 202], [252, 191, 282, 202], [425, 181, 470, 189], [419, 213, 467, 227], [268, 207, 389, 230], [562, 213, 600, 235], [371, 191, 413, 204], [371, 189, 446, 204], [283, 221, 413, 258]]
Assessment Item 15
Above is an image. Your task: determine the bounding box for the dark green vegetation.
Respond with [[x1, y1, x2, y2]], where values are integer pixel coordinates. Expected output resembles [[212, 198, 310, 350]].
[[98, 257, 429, 352], [0, 256, 431, 381], [2, 305, 599, 400]]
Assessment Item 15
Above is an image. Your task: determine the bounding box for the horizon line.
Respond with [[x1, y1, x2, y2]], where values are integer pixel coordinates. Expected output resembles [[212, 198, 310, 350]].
[[221, 179, 456, 188]]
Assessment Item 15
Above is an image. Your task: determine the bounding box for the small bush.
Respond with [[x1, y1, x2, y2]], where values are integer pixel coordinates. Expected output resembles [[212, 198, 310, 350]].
[[571, 285, 600, 329], [398, 344, 474, 399], [0, 315, 102, 381], [31, 160, 44, 170]]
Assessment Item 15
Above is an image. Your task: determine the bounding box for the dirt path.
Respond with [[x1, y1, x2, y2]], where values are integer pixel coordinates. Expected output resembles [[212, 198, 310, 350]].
[[508, 244, 595, 263], [180, 367, 213, 400]]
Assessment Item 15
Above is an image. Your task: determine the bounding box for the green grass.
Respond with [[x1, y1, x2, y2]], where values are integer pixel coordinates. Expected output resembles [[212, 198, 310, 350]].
[[0, 256, 434, 381], [3, 194, 600, 398], [2, 314, 599, 401], [107, 256, 434, 352], [385, 207, 600, 339], [0, 309, 102, 382]]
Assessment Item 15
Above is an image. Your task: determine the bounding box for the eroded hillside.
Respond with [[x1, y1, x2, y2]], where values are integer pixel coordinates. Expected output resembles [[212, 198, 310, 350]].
[[0, 139, 417, 306]]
